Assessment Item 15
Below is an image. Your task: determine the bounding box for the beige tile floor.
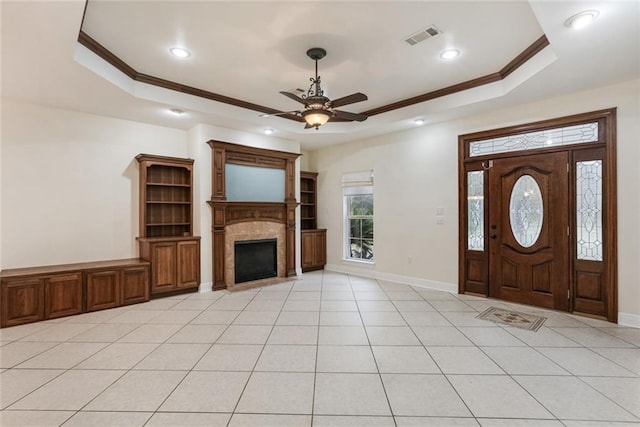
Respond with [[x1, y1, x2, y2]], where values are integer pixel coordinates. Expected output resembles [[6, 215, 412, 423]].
[[1, 270, 639, 426]]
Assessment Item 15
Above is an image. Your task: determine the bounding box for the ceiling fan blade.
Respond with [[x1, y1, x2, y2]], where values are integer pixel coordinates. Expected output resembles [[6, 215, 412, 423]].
[[330, 92, 368, 108], [279, 91, 307, 105], [260, 111, 299, 118], [333, 110, 368, 122]]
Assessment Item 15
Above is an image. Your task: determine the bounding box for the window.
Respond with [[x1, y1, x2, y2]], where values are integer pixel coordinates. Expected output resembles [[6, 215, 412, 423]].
[[342, 171, 374, 262]]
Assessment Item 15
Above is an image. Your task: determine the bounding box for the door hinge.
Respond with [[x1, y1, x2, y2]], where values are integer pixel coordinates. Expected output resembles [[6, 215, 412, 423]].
[[567, 226, 570, 237], [568, 289, 571, 300], [567, 163, 570, 173]]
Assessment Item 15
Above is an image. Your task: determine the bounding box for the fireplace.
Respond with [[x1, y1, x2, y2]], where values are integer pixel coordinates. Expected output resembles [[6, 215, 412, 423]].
[[234, 238, 277, 284]]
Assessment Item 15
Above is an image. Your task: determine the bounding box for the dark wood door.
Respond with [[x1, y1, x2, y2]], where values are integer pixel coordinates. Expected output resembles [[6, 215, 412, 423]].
[[122, 267, 150, 305], [86, 270, 120, 312], [1, 278, 45, 327], [301, 231, 315, 270], [151, 242, 177, 293], [45, 273, 83, 319], [489, 152, 569, 310], [177, 240, 200, 288]]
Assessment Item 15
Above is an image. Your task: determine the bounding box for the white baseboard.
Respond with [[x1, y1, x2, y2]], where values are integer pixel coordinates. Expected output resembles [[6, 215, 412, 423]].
[[324, 263, 457, 294], [199, 282, 213, 293], [618, 312, 640, 329]]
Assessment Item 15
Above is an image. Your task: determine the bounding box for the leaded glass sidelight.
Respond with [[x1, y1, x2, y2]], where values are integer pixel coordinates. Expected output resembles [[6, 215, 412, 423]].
[[467, 171, 484, 251], [576, 160, 603, 261], [509, 175, 543, 248]]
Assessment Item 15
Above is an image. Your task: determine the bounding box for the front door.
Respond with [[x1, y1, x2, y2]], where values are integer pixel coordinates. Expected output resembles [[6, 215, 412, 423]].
[[488, 152, 569, 311]]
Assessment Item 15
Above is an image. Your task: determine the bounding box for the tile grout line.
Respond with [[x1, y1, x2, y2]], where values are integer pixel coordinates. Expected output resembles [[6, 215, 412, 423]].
[[381, 278, 479, 424], [143, 291, 244, 426], [226, 278, 297, 423], [347, 274, 397, 425]]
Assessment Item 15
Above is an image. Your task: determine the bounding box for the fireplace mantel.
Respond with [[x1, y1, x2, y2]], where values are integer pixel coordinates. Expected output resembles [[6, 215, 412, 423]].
[[206, 201, 287, 226], [207, 141, 300, 290]]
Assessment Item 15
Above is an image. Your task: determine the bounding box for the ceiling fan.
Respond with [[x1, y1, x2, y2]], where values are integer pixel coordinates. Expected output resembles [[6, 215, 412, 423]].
[[264, 48, 368, 130]]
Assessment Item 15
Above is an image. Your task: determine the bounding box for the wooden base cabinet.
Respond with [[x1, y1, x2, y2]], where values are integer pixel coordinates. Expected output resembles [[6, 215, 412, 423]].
[[86, 266, 150, 312], [301, 229, 327, 272], [45, 273, 83, 319], [139, 237, 201, 296], [1, 278, 45, 327], [1, 259, 150, 328]]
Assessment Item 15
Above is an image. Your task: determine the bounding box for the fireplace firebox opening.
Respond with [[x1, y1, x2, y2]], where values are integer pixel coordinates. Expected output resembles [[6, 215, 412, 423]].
[[234, 238, 277, 284]]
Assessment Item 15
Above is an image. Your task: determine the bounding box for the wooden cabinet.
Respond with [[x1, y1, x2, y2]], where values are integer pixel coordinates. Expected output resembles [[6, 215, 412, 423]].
[[1, 278, 45, 327], [121, 267, 150, 305], [137, 154, 200, 297], [177, 240, 200, 288], [1, 259, 150, 327], [300, 171, 326, 272], [86, 270, 120, 312], [86, 265, 150, 312], [139, 237, 201, 295], [45, 273, 83, 319], [301, 229, 327, 272]]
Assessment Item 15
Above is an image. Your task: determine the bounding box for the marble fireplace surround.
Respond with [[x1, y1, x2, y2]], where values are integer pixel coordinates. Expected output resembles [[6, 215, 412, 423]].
[[225, 221, 286, 289]]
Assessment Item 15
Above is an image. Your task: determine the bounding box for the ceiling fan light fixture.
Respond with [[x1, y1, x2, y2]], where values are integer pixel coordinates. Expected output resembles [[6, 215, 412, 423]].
[[303, 109, 331, 129], [565, 10, 599, 29]]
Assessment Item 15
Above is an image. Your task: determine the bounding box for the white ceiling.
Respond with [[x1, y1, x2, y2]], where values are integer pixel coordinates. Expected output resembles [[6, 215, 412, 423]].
[[2, 1, 639, 150]]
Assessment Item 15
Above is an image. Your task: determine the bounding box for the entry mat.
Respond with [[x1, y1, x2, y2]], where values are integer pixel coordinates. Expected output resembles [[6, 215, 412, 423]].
[[476, 307, 547, 332]]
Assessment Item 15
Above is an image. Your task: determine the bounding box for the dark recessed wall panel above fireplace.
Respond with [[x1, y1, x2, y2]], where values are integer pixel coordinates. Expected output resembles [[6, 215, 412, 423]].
[[234, 238, 278, 284]]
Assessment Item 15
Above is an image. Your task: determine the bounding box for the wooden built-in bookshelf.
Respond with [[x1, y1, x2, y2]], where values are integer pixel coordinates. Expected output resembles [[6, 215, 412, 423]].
[[136, 155, 194, 238], [300, 171, 318, 230], [300, 171, 326, 272], [136, 154, 200, 296]]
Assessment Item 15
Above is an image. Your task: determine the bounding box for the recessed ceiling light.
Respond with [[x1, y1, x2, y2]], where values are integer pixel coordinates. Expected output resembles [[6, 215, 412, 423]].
[[565, 10, 599, 29], [440, 49, 460, 60], [169, 47, 191, 58], [169, 108, 185, 116], [414, 119, 425, 125], [263, 128, 275, 135]]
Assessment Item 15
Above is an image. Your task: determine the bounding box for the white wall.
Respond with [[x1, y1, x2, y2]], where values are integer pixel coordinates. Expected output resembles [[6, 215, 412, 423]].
[[1, 101, 188, 268], [185, 124, 301, 289], [311, 79, 640, 324]]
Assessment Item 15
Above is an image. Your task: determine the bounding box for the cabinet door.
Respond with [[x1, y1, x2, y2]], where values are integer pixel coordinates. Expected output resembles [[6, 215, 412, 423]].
[[86, 270, 120, 312], [314, 230, 327, 266], [151, 242, 177, 293], [301, 232, 315, 269], [122, 266, 150, 305], [45, 273, 83, 319], [177, 240, 200, 288], [1, 278, 45, 327]]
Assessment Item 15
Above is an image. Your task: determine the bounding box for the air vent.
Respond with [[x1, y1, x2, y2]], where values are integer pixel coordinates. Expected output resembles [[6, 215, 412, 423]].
[[404, 26, 441, 46]]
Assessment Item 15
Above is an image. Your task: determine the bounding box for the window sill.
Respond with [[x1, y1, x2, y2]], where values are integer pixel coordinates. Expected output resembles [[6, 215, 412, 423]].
[[342, 258, 375, 266]]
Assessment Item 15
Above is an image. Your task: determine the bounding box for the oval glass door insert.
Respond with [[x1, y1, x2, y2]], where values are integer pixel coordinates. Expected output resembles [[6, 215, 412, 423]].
[[509, 174, 543, 247]]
